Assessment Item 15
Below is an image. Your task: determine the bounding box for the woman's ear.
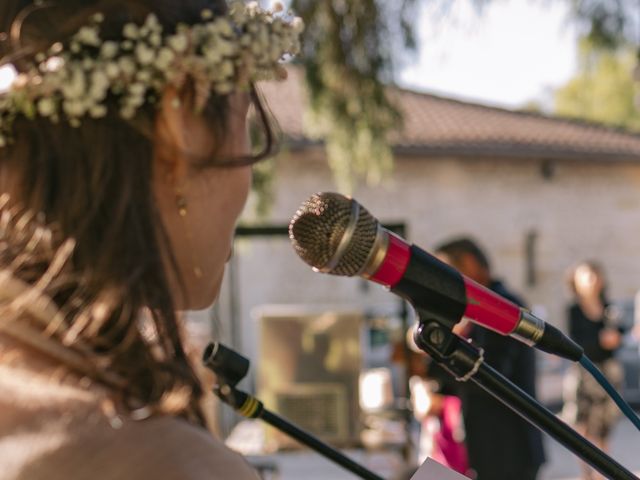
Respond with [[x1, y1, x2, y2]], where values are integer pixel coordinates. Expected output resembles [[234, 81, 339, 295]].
[[155, 86, 190, 184], [158, 85, 219, 180]]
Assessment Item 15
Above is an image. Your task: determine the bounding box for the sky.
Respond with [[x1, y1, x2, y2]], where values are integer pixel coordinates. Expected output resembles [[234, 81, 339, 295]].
[[397, 0, 580, 110]]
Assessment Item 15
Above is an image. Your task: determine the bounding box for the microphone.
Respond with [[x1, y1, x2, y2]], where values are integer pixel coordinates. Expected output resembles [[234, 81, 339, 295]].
[[289, 192, 583, 362]]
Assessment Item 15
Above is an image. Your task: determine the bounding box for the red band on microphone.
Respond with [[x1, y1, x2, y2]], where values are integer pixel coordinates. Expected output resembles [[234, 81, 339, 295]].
[[463, 277, 521, 334], [370, 233, 411, 287]]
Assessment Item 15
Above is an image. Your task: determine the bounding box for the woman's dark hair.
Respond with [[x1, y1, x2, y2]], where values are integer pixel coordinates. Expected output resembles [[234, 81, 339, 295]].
[[0, 0, 276, 422], [433, 236, 491, 272]]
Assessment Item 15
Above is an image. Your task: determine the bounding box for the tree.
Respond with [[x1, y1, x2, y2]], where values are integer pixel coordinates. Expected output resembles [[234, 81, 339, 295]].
[[289, 0, 418, 192], [554, 40, 640, 131]]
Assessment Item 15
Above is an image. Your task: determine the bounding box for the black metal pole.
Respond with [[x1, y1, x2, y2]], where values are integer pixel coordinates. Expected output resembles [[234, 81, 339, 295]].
[[471, 361, 636, 480], [260, 409, 385, 480], [213, 384, 385, 480], [204, 344, 386, 480], [414, 321, 638, 480]]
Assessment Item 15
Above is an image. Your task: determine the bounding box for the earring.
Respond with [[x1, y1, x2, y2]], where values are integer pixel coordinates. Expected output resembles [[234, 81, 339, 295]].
[[174, 187, 203, 279]]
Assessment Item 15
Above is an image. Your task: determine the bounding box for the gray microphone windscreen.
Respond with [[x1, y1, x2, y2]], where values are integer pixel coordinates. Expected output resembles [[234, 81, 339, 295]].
[[289, 192, 379, 276]]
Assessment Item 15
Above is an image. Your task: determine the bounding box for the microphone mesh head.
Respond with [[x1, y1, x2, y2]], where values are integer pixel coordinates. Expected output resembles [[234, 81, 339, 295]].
[[289, 192, 379, 276]]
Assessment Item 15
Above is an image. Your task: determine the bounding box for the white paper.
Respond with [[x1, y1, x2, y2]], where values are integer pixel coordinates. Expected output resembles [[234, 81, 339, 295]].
[[411, 458, 471, 480]]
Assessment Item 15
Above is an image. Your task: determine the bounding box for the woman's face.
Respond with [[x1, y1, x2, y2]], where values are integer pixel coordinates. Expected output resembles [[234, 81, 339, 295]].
[[574, 264, 603, 298], [155, 91, 252, 310]]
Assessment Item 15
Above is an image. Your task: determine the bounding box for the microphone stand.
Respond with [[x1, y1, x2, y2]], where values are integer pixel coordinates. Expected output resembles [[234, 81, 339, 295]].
[[413, 318, 639, 480], [203, 343, 385, 480]]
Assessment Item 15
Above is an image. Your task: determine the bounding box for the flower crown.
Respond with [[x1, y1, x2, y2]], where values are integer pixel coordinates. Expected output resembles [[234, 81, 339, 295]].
[[0, 1, 303, 147]]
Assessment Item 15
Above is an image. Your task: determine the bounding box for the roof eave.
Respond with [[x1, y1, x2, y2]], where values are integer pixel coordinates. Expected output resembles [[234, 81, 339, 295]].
[[282, 136, 640, 163]]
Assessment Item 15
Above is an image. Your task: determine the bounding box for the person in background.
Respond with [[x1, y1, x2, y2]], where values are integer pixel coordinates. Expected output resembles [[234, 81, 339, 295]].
[[0, 1, 302, 479], [405, 329, 470, 476], [564, 261, 623, 480], [434, 237, 546, 480]]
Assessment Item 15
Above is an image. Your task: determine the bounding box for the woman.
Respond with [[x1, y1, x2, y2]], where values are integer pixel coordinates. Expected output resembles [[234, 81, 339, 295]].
[[0, 1, 301, 478], [565, 261, 623, 480]]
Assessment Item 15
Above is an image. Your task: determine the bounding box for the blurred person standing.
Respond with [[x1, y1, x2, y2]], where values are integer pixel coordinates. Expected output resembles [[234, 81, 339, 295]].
[[404, 331, 469, 476], [434, 237, 545, 480], [564, 261, 623, 480]]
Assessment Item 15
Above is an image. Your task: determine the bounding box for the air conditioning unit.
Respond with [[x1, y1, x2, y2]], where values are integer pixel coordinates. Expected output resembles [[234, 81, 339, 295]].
[[255, 307, 363, 448], [274, 383, 349, 442]]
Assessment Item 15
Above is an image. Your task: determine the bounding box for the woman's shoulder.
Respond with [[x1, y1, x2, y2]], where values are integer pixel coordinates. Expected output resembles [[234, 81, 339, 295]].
[[20, 415, 260, 480], [0, 352, 258, 480]]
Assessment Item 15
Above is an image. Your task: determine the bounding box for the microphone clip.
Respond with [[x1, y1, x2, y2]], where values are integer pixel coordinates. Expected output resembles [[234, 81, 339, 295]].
[[413, 319, 486, 383]]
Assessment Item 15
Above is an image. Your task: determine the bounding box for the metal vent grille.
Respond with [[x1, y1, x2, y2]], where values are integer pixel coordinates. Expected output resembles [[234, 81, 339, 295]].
[[274, 383, 348, 441]]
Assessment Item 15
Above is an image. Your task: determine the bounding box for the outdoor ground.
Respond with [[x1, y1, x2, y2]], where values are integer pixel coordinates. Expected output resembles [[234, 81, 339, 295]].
[[247, 419, 640, 480]]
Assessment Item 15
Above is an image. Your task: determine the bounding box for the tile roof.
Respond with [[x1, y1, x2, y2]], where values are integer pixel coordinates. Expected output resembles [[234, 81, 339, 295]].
[[259, 68, 640, 161]]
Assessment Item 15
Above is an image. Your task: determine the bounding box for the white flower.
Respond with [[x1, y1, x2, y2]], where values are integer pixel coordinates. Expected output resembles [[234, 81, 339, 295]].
[[218, 38, 237, 57], [123, 23, 139, 39], [272, 2, 284, 13], [76, 26, 101, 46], [168, 34, 189, 53], [129, 83, 146, 97], [217, 19, 234, 37], [128, 95, 145, 108], [272, 19, 284, 33], [201, 9, 213, 20], [136, 70, 151, 83], [292, 17, 305, 34], [44, 56, 64, 73], [155, 48, 175, 70], [92, 13, 105, 23], [270, 44, 283, 61], [105, 62, 120, 79], [92, 70, 109, 89], [101, 41, 119, 59], [37, 98, 56, 117], [220, 60, 234, 78], [118, 57, 136, 76], [145, 14, 160, 31], [149, 33, 162, 47], [135, 44, 155, 65], [61, 68, 86, 99], [203, 46, 223, 64], [63, 99, 85, 117]]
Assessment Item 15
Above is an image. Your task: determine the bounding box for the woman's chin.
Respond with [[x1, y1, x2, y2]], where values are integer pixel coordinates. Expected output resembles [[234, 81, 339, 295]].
[[182, 277, 223, 312]]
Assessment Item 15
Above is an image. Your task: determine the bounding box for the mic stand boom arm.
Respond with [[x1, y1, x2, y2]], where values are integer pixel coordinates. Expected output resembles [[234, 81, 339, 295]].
[[413, 319, 638, 480]]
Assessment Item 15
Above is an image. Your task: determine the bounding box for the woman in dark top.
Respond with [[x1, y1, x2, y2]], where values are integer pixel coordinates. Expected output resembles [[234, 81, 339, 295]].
[[565, 261, 623, 480]]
